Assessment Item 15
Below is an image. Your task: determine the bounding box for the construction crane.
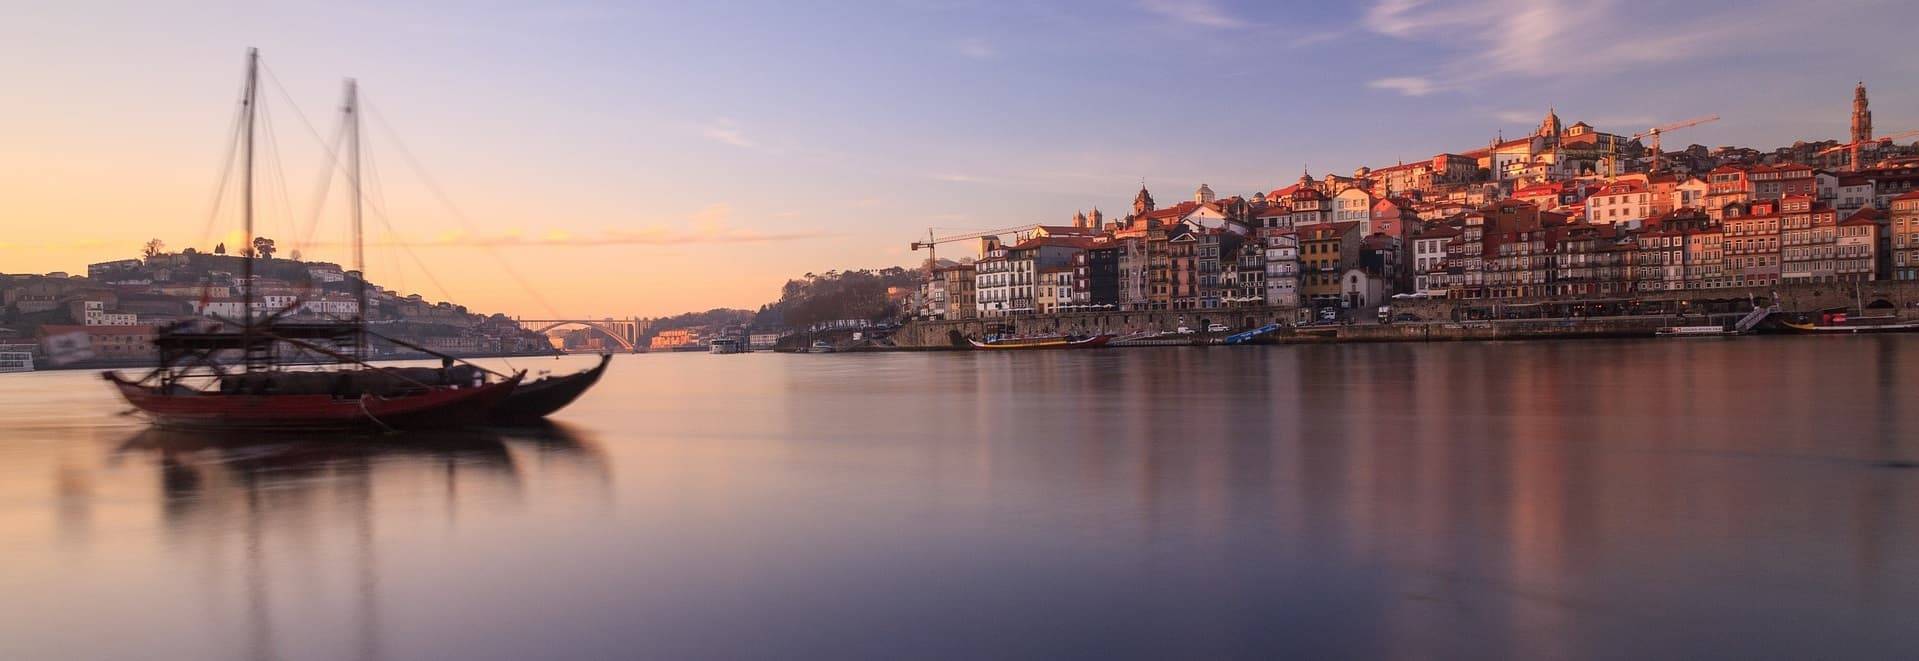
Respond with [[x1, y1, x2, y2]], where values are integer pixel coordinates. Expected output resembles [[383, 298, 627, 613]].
[[909, 224, 1045, 280], [1818, 128, 1919, 172], [1610, 115, 1718, 176]]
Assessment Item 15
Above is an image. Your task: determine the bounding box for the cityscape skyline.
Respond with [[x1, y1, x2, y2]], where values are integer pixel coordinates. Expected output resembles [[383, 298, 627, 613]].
[[7, 0, 1919, 317]]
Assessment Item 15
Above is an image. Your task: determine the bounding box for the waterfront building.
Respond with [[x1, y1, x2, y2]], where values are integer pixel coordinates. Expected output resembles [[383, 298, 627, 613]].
[[940, 263, 976, 320], [1145, 223, 1172, 311], [1633, 226, 1688, 292], [1300, 221, 1362, 310], [1076, 244, 1120, 310], [1222, 237, 1264, 307], [1706, 165, 1757, 220], [1003, 242, 1043, 315], [974, 237, 1013, 317], [1779, 196, 1841, 284], [1167, 228, 1200, 310], [1724, 199, 1783, 286], [1036, 266, 1074, 315], [1339, 267, 1387, 310], [37, 324, 156, 360], [1263, 231, 1300, 308], [1113, 237, 1147, 311], [1485, 223, 1554, 299], [1586, 180, 1653, 226], [915, 277, 947, 319], [649, 328, 701, 350], [1891, 191, 1919, 280], [1412, 225, 1458, 295], [1837, 207, 1883, 281]]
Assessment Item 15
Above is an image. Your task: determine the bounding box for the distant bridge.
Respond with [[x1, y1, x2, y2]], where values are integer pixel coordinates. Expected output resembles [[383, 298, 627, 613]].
[[516, 317, 648, 352]]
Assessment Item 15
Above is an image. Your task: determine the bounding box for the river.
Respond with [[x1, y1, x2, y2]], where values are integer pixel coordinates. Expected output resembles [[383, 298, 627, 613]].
[[2, 339, 1917, 659]]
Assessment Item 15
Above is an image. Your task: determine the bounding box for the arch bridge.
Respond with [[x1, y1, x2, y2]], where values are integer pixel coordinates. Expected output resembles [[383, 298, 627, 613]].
[[516, 317, 648, 352]]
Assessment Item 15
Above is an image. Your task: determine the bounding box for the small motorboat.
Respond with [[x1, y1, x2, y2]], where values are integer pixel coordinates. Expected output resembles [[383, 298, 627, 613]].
[[809, 341, 836, 353], [490, 354, 612, 424], [1655, 325, 1737, 337]]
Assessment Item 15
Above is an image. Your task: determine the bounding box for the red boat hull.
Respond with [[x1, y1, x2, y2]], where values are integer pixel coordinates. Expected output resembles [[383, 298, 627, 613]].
[[103, 371, 522, 431]]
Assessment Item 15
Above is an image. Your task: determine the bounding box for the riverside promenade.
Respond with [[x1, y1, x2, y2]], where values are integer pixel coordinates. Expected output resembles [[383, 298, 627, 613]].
[[892, 282, 1919, 349]]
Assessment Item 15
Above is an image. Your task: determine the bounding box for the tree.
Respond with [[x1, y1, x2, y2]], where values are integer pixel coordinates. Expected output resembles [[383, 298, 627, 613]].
[[252, 236, 277, 259], [214, 242, 226, 255], [288, 249, 302, 262], [142, 239, 166, 259]]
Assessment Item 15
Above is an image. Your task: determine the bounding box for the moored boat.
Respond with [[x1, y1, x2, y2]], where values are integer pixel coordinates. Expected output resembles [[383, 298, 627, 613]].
[[1656, 325, 1737, 337], [102, 49, 527, 432], [1768, 307, 1919, 334], [967, 333, 1114, 350], [490, 354, 612, 424], [105, 367, 520, 431]]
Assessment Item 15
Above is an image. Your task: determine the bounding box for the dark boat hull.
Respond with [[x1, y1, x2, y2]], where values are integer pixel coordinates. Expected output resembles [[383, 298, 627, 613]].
[[104, 371, 520, 431], [490, 354, 611, 423]]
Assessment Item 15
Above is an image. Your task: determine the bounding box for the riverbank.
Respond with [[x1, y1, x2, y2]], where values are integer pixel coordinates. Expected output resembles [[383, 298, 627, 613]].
[[889, 312, 1751, 350]]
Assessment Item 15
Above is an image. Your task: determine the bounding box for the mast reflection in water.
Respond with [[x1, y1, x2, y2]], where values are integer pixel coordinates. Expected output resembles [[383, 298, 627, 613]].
[[1, 345, 1917, 659]]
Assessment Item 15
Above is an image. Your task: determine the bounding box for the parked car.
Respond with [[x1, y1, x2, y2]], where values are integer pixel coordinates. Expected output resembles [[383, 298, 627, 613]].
[[1206, 323, 1229, 333], [1175, 326, 1196, 334], [1394, 312, 1420, 322]]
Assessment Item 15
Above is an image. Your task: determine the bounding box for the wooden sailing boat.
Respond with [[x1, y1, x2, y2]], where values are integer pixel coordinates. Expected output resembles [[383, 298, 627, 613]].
[[103, 49, 521, 430]]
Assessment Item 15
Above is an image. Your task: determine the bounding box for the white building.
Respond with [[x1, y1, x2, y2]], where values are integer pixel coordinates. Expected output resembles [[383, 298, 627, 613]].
[[973, 237, 1014, 318], [79, 300, 139, 326], [1587, 180, 1653, 226], [1672, 177, 1710, 211], [1332, 187, 1377, 232], [301, 297, 361, 318], [1263, 232, 1299, 307], [1412, 227, 1460, 295]]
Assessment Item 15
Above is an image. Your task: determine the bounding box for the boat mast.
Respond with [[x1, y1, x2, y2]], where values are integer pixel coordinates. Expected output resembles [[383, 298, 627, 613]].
[[241, 47, 262, 371], [345, 78, 367, 359]]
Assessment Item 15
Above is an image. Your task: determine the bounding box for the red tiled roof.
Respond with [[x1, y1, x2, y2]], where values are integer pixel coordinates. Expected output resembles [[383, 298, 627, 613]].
[[1842, 207, 1886, 224]]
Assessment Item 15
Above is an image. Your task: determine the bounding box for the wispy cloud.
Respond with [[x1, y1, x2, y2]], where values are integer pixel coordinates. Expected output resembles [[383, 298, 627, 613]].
[[341, 204, 833, 248], [955, 37, 996, 60], [1138, 0, 1246, 29], [699, 118, 756, 148], [1363, 0, 1810, 96], [1369, 76, 1439, 97], [930, 173, 988, 183], [1494, 109, 1539, 124]]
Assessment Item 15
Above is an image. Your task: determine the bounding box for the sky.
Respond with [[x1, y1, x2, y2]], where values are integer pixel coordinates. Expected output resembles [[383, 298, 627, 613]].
[[6, 0, 1919, 318]]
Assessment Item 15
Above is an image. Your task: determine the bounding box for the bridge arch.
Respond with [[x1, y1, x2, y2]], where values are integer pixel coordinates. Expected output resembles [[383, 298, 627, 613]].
[[519, 319, 643, 351]]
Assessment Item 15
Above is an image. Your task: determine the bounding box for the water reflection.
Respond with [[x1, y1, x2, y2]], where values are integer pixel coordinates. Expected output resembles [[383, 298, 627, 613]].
[[93, 425, 604, 661], [5, 346, 1919, 658]]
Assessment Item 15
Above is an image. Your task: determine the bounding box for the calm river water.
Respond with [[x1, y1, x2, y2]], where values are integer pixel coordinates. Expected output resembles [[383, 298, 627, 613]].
[[3, 339, 1918, 660]]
